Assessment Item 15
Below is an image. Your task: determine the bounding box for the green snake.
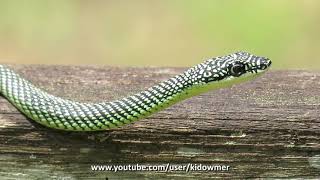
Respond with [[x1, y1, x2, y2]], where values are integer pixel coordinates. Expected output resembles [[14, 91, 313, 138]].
[[0, 52, 271, 131]]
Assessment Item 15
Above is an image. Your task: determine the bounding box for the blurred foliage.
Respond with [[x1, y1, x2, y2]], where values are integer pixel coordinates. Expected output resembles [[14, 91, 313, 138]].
[[0, 0, 319, 69]]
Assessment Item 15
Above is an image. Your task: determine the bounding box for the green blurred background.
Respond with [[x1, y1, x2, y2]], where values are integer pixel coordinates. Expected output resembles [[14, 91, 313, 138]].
[[0, 0, 319, 69]]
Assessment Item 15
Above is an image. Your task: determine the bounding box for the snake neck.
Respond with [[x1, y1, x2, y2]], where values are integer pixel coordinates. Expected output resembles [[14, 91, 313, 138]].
[[107, 73, 195, 120]]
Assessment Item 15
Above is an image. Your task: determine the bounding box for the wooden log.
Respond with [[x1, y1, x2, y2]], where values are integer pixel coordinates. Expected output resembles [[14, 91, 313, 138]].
[[0, 65, 319, 179]]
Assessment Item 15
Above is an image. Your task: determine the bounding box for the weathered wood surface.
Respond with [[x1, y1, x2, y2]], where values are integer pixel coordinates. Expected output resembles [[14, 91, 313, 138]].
[[0, 65, 319, 179]]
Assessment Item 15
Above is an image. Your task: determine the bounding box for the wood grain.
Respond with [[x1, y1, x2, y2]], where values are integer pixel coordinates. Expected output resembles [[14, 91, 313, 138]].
[[0, 65, 319, 179]]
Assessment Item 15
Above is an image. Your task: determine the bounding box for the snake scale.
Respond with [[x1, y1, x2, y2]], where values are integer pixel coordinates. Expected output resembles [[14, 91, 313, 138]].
[[0, 51, 271, 131]]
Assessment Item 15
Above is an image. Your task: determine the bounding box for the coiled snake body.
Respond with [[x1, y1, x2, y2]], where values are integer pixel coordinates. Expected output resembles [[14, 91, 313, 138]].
[[0, 52, 271, 131]]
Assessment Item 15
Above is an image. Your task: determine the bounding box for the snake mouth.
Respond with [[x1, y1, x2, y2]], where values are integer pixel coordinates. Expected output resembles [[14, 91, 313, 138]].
[[248, 68, 264, 73], [248, 68, 269, 74]]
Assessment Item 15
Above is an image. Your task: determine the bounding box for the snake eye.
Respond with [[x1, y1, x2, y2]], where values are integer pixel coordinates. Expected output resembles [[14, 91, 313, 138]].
[[230, 63, 245, 77]]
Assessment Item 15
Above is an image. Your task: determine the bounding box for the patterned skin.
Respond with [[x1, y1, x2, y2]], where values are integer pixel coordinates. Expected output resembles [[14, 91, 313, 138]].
[[0, 51, 271, 131]]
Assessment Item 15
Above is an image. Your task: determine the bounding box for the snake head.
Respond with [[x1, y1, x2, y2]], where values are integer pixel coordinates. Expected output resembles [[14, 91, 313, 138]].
[[230, 51, 271, 75], [184, 51, 272, 86]]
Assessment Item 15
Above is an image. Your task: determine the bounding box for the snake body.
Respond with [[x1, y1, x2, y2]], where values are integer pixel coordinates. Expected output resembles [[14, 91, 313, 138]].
[[0, 52, 271, 131]]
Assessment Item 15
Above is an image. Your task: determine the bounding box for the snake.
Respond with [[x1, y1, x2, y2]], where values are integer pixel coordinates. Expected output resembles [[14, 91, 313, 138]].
[[0, 51, 271, 131]]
